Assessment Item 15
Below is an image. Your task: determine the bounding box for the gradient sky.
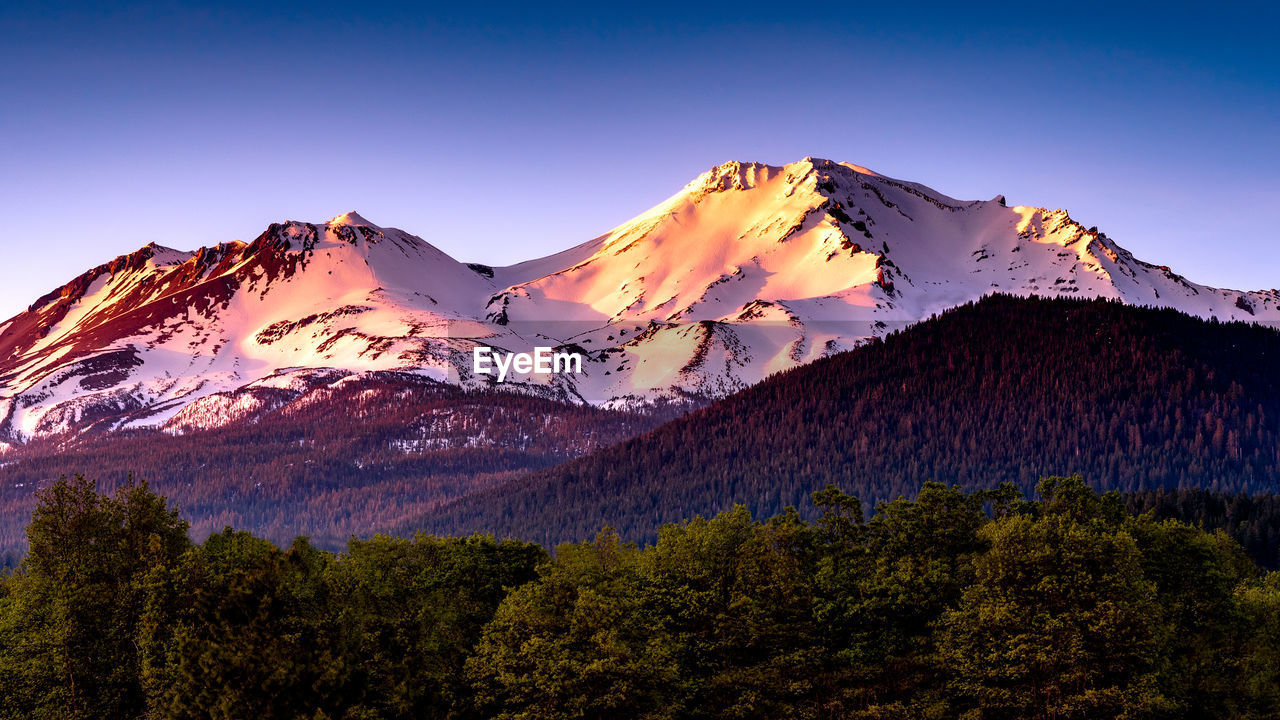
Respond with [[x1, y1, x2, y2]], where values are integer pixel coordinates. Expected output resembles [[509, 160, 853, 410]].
[[2, 2, 1277, 321]]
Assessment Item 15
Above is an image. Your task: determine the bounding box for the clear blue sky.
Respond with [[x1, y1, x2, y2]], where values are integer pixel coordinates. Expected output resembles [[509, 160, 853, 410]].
[[2, 2, 1277, 320]]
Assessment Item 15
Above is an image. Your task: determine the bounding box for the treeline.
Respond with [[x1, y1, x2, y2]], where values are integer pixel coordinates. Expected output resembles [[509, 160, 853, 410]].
[[0, 374, 682, 557], [9, 486, 1280, 572], [417, 295, 1280, 547], [1128, 488, 1280, 569], [5, 475, 1280, 719], [0, 476, 545, 720]]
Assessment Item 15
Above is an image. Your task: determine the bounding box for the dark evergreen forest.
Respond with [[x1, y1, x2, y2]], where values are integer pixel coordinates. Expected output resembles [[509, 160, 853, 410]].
[[416, 295, 1280, 547], [1127, 488, 1280, 569]]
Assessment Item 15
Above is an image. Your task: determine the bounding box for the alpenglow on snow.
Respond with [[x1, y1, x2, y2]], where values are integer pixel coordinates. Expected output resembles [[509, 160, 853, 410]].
[[2, 158, 1277, 441]]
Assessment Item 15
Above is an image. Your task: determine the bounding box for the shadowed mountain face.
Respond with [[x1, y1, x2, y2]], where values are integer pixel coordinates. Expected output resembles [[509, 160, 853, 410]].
[[0, 374, 685, 557], [3, 160, 1277, 443], [411, 295, 1280, 547]]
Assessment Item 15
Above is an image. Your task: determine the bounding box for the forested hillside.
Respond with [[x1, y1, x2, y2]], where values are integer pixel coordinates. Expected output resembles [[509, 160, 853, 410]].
[[416, 295, 1280, 546], [0, 374, 681, 557], [4, 476, 1280, 719]]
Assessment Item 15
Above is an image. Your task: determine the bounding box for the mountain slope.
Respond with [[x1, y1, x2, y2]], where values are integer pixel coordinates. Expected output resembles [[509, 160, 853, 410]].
[[0, 213, 500, 441], [3, 160, 1278, 441], [489, 158, 1280, 403], [411, 295, 1280, 546], [0, 377, 677, 556]]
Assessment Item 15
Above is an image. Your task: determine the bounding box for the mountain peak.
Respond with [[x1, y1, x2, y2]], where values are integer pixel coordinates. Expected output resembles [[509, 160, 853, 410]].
[[328, 211, 375, 227], [4, 160, 1278, 444], [689, 158, 889, 196]]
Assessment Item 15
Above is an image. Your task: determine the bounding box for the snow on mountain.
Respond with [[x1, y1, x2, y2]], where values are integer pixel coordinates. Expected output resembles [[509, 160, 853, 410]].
[[485, 157, 1280, 402], [0, 216, 499, 440], [2, 159, 1277, 440]]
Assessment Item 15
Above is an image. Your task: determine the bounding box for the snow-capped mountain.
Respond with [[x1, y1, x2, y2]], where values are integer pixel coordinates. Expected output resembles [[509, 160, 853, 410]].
[[2, 159, 1277, 441]]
